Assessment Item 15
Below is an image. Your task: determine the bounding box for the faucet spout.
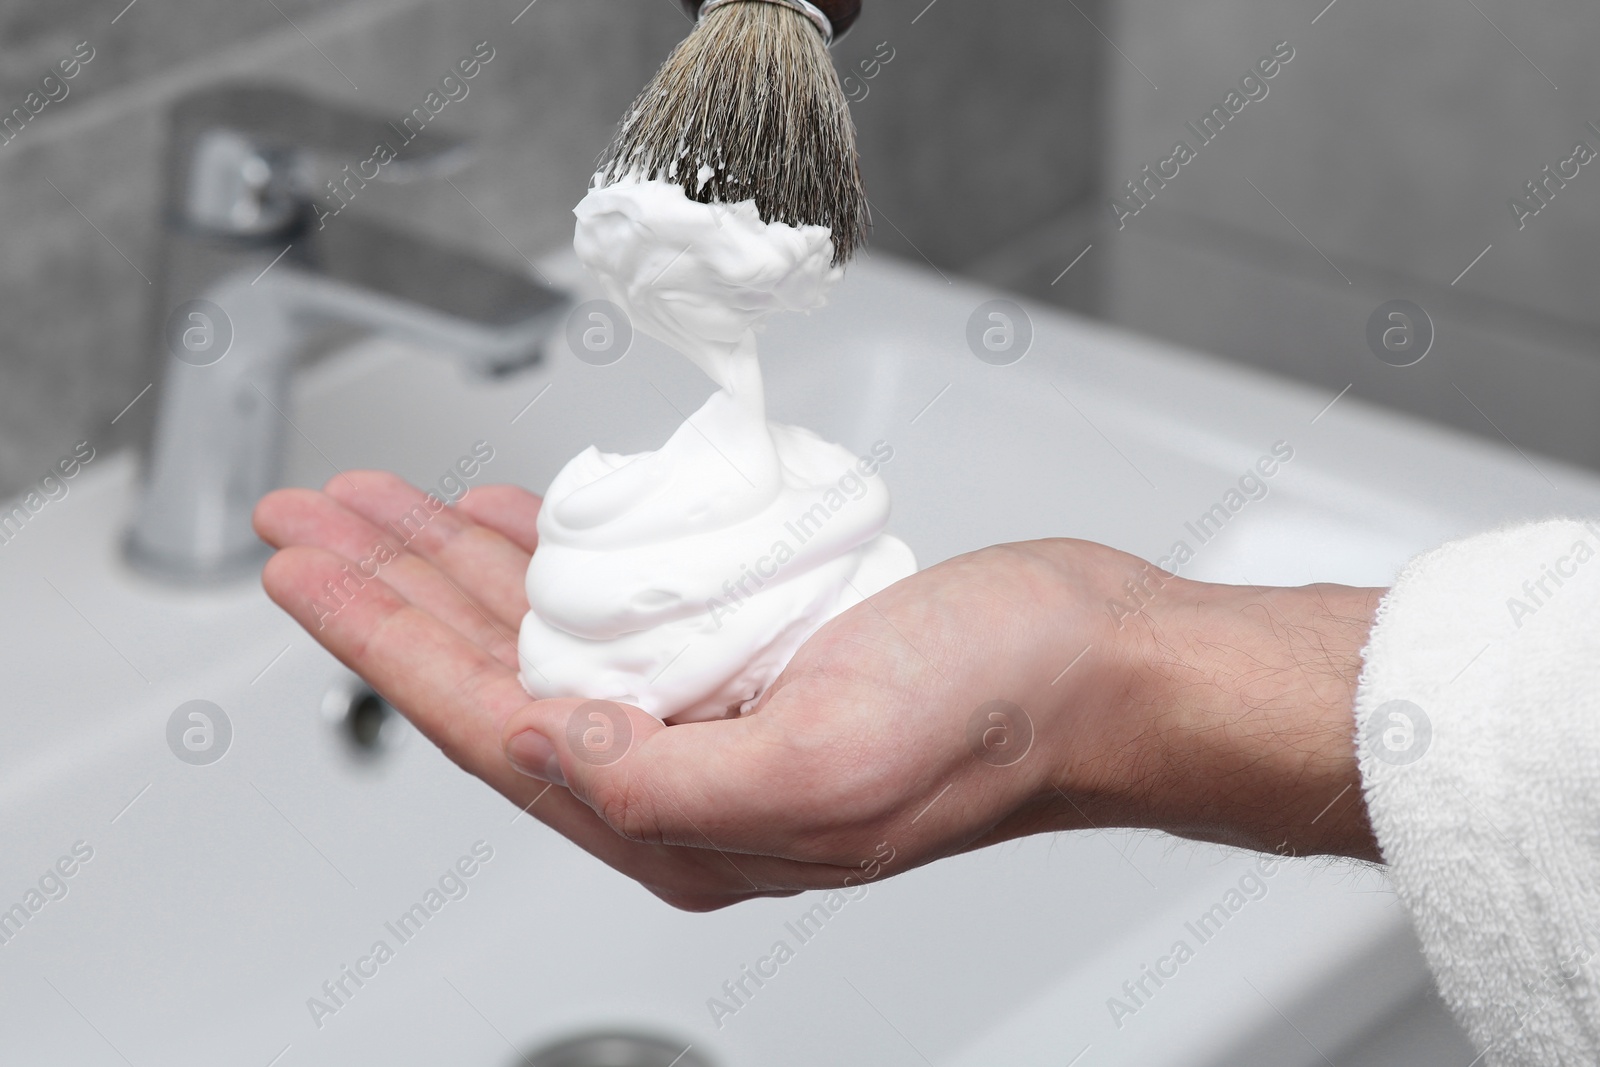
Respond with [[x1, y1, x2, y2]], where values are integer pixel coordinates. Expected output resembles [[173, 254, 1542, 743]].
[[295, 216, 567, 376]]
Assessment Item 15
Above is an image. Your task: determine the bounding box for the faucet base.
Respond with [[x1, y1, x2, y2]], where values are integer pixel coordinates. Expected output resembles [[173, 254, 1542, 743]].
[[123, 532, 272, 586]]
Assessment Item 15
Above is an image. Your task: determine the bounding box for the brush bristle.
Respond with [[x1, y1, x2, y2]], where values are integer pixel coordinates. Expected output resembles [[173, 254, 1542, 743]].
[[598, 2, 868, 265]]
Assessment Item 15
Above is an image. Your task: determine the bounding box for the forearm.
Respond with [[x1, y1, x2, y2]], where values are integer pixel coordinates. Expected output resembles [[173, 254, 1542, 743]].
[[1131, 577, 1384, 860], [1032, 542, 1384, 861]]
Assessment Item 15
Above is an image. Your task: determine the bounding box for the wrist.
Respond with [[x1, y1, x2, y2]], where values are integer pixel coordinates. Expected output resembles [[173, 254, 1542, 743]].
[[1067, 558, 1384, 861]]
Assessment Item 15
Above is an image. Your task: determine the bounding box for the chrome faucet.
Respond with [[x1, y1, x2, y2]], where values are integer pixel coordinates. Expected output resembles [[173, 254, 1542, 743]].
[[127, 84, 567, 583]]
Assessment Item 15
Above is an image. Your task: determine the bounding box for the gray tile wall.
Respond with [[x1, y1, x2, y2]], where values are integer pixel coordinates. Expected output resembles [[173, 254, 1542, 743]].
[[1103, 0, 1600, 329], [0, 0, 1105, 498], [1040, 0, 1600, 471]]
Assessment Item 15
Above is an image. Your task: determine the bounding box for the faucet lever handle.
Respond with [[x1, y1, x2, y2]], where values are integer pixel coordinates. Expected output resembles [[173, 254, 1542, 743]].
[[169, 83, 470, 237]]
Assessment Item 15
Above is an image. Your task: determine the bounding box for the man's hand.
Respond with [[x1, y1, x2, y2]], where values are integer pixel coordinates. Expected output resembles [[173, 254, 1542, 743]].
[[254, 473, 1381, 911]]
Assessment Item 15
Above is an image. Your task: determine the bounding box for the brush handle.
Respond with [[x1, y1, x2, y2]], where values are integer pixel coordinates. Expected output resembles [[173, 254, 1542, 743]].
[[683, 0, 862, 38]]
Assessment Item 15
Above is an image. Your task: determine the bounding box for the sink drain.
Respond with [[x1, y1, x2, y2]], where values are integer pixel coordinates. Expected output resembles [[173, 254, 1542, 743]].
[[517, 1031, 714, 1067]]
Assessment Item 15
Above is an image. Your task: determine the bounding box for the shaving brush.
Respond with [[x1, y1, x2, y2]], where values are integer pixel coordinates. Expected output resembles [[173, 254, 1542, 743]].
[[597, 0, 868, 264]]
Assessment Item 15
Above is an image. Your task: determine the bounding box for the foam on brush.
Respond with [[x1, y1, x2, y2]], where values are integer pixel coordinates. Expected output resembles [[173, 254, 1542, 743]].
[[598, 1, 868, 265]]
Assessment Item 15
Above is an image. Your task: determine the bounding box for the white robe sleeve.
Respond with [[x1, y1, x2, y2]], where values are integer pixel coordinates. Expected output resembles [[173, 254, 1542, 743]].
[[1355, 519, 1600, 1066]]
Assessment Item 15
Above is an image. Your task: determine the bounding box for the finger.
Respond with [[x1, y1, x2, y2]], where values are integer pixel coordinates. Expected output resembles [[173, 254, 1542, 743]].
[[454, 485, 543, 555], [258, 545, 687, 875], [261, 545, 845, 896], [321, 470, 532, 631], [254, 488, 521, 669], [647, 887, 804, 914]]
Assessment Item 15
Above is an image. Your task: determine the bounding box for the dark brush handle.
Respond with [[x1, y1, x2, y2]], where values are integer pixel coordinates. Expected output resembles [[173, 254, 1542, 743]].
[[682, 0, 862, 38]]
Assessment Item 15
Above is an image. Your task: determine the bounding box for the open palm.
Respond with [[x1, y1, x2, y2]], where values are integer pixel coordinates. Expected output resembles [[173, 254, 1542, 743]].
[[252, 471, 1171, 910]]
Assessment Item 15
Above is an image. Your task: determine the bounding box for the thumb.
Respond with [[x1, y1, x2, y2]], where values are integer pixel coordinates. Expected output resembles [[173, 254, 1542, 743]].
[[500, 697, 789, 851], [502, 698, 659, 789], [502, 698, 699, 845]]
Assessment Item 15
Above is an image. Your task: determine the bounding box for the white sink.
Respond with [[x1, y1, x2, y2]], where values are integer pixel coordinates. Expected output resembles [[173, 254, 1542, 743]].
[[3, 249, 1590, 1066]]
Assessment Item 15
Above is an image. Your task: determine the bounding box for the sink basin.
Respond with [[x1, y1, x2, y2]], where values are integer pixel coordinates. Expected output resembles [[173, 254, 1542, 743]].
[[3, 249, 1590, 1066]]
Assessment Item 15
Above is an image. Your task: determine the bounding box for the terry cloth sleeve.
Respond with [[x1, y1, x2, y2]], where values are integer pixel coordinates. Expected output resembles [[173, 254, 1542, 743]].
[[1355, 518, 1600, 1067]]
